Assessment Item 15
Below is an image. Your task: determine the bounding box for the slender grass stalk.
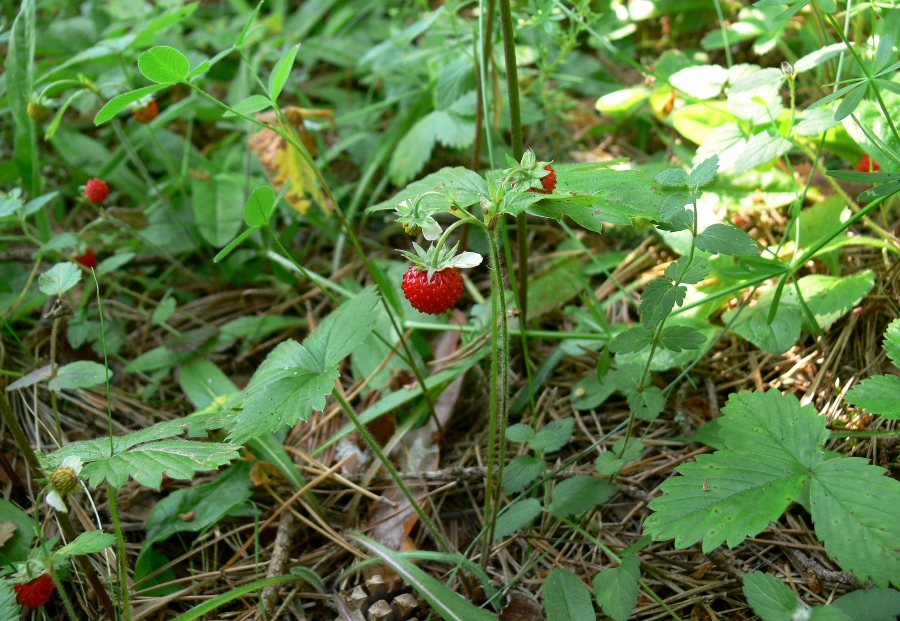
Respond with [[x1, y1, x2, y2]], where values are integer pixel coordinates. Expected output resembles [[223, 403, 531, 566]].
[[330, 390, 450, 553]]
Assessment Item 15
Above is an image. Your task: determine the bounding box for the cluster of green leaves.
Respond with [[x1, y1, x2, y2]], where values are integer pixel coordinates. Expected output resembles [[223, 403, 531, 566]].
[[646, 389, 900, 588]]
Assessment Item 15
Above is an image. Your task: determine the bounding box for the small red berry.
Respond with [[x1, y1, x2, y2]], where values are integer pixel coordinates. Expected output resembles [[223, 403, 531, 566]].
[[14, 573, 55, 608], [402, 266, 464, 315], [857, 154, 881, 172], [84, 178, 109, 204], [529, 164, 557, 194], [132, 99, 159, 123], [74, 248, 97, 269]]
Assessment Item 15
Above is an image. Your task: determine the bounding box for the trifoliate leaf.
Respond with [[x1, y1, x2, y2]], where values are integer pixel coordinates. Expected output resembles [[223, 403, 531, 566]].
[[532, 418, 574, 454], [665, 256, 711, 285], [845, 375, 900, 418], [502, 455, 545, 495], [743, 572, 805, 621], [810, 457, 900, 588], [594, 555, 641, 621], [658, 325, 706, 352], [493, 499, 542, 541], [547, 475, 616, 517], [693, 223, 760, 256], [638, 278, 686, 330], [609, 327, 653, 354]]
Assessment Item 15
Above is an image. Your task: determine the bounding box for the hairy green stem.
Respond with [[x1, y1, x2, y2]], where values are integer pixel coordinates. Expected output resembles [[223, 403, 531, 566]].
[[107, 486, 131, 620]]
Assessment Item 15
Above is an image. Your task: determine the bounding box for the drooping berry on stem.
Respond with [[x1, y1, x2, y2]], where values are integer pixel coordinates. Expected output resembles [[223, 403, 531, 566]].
[[84, 178, 109, 204], [857, 154, 881, 172], [13, 573, 56, 608], [402, 266, 464, 315], [74, 248, 97, 269]]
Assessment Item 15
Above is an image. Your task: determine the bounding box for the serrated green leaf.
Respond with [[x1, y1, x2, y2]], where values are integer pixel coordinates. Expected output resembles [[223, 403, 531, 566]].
[[694, 223, 760, 256], [56, 530, 116, 557], [883, 318, 900, 366], [658, 325, 706, 352], [845, 375, 900, 418], [810, 458, 900, 588], [638, 278, 686, 330], [660, 193, 695, 220], [545, 568, 594, 621], [48, 361, 111, 392], [665, 256, 711, 285], [627, 387, 666, 420], [369, 166, 489, 213], [138, 46, 190, 83], [594, 555, 641, 621], [94, 84, 168, 125], [0, 580, 19, 621], [656, 168, 690, 187], [833, 588, 900, 621], [743, 572, 803, 621], [502, 455, 545, 495], [609, 327, 653, 354], [493, 498, 542, 541], [689, 156, 719, 188], [506, 423, 534, 444], [548, 475, 616, 517], [244, 186, 276, 226], [734, 130, 793, 174], [85, 440, 237, 488], [268, 45, 299, 101], [646, 390, 826, 551], [228, 288, 380, 444], [39, 262, 81, 295]]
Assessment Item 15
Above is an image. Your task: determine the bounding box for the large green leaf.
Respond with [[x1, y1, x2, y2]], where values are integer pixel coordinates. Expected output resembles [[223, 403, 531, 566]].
[[191, 174, 246, 248], [845, 375, 900, 419], [227, 287, 381, 444], [810, 458, 900, 588], [743, 572, 808, 621], [544, 568, 594, 621], [645, 390, 819, 551]]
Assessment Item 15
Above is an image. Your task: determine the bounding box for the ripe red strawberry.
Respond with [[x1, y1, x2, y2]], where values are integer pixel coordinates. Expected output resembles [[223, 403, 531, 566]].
[[84, 178, 109, 204], [857, 154, 881, 172], [132, 99, 159, 123], [402, 266, 464, 315], [529, 164, 557, 194], [14, 573, 55, 608], [75, 248, 97, 269]]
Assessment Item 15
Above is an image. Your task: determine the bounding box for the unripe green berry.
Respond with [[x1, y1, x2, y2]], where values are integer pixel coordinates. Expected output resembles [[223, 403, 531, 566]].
[[50, 465, 78, 495], [27, 102, 48, 122]]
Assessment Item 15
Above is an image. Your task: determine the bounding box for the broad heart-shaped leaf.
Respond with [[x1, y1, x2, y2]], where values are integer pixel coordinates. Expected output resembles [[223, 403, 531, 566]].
[[694, 223, 760, 256], [810, 457, 900, 588], [494, 498, 542, 541], [227, 287, 381, 444], [138, 46, 190, 83], [594, 554, 641, 621], [531, 418, 574, 454], [742, 571, 805, 621], [502, 455, 545, 495], [544, 568, 594, 621], [95, 84, 168, 125], [646, 390, 827, 552], [638, 278, 686, 330], [845, 375, 900, 418], [547, 475, 616, 517], [348, 533, 497, 621]]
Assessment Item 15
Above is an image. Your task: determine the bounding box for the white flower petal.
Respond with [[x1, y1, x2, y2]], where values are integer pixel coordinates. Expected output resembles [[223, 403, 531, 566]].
[[62, 455, 83, 474], [46, 490, 66, 512], [448, 252, 483, 269], [422, 219, 443, 241]]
